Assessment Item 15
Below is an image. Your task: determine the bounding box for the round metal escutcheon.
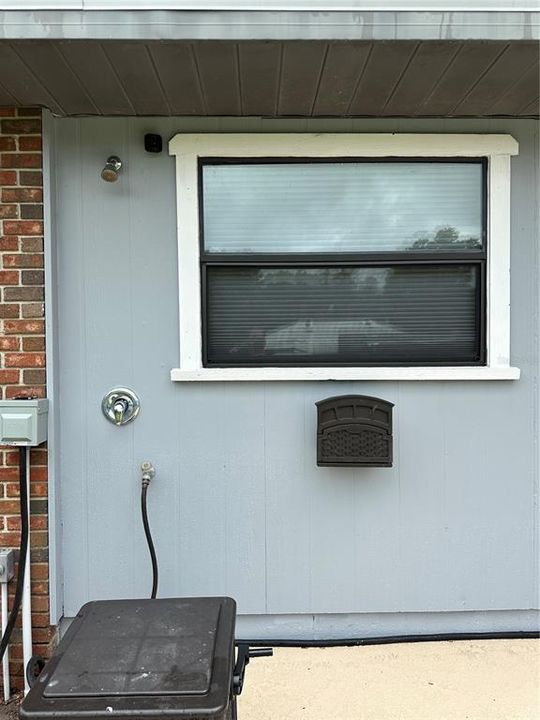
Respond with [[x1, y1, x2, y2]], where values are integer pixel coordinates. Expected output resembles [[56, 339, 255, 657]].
[[101, 387, 141, 426]]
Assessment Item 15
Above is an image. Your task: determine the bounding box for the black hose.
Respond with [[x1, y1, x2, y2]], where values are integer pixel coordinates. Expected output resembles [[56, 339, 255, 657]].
[[141, 481, 158, 599], [236, 630, 539, 649], [0, 447, 29, 664]]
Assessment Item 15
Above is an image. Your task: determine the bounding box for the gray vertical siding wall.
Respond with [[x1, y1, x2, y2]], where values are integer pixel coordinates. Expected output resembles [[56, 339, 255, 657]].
[[50, 116, 539, 634]]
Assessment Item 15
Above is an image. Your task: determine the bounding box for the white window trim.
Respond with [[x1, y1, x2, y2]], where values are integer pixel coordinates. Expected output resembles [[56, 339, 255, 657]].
[[169, 133, 520, 382]]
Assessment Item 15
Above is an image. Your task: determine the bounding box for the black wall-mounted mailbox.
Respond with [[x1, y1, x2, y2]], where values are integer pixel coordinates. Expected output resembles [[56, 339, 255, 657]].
[[316, 395, 394, 467]]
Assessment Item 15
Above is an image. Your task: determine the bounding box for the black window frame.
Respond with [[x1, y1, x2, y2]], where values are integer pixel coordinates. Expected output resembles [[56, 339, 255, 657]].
[[198, 156, 488, 369]]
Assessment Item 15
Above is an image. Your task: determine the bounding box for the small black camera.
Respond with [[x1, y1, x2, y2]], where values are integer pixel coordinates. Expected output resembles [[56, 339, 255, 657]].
[[144, 133, 163, 153]]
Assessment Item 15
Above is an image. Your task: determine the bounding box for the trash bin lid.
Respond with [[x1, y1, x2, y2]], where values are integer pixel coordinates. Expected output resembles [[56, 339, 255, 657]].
[[22, 597, 236, 719]]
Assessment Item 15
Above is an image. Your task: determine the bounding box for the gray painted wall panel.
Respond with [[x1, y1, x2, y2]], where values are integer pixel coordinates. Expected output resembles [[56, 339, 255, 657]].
[[51, 116, 539, 631]]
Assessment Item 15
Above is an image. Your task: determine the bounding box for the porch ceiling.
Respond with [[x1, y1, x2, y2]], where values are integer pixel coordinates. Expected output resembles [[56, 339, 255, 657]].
[[0, 39, 537, 118]]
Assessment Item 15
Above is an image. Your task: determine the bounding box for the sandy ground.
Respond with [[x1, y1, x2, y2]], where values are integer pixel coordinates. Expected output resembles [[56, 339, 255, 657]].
[[1, 641, 537, 720], [0, 693, 21, 720], [238, 640, 540, 720]]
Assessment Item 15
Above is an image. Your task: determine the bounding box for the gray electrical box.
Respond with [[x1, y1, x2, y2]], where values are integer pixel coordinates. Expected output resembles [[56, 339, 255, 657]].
[[0, 549, 15, 583], [0, 398, 48, 446]]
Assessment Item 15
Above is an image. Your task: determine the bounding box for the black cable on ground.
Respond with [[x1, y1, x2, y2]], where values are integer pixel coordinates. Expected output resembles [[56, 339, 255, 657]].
[[141, 480, 158, 599], [0, 446, 29, 664], [236, 630, 539, 649]]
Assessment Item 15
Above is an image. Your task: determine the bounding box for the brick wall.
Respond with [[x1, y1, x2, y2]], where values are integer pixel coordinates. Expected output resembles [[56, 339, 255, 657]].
[[0, 108, 53, 693]]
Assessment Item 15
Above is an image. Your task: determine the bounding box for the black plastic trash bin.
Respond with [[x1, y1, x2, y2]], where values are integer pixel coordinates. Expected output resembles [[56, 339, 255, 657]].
[[21, 597, 239, 720]]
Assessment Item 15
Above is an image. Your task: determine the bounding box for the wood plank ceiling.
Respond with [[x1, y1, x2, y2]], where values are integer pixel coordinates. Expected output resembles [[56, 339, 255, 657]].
[[0, 39, 537, 117]]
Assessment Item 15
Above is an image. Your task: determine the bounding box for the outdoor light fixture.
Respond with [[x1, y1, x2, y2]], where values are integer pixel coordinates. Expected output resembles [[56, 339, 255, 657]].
[[101, 155, 122, 182]]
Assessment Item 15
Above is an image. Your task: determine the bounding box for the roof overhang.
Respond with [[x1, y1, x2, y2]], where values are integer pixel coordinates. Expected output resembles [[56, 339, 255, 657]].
[[0, 10, 538, 117]]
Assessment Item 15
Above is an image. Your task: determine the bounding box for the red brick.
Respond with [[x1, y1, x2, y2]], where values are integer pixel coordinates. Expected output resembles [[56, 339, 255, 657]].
[[0, 236, 19, 250], [31, 564, 49, 580], [5, 385, 46, 399], [26, 613, 49, 628], [23, 368, 46, 383], [4, 451, 19, 465], [1, 187, 42, 203], [0, 304, 20, 319], [19, 171, 42, 187], [0, 153, 42, 169], [4, 352, 45, 367], [7, 644, 23, 660], [0, 370, 19, 384], [0, 511, 21, 524], [3, 220, 43, 235], [1, 468, 19, 484], [33, 516, 48, 531], [4, 320, 44, 334], [21, 237, 44, 253], [9, 575, 23, 594], [8, 448, 44, 466], [0, 336, 19, 350], [22, 336, 45, 351], [8, 664, 23, 684], [20, 203, 43, 220], [31, 581, 49, 595], [4, 481, 19, 495], [7, 516, 47, 532], [0, 107, 49, 666], [21, 302, 44, 319], [3, 253, 44, 268], [0, 270, 19, 284], [0, 170, 17, 186], [21, 270, 44, 285], [30, 467, 48, 482], [5, 286, 43, 302], [18, 136, 42, 151], [1, 119, 41, 135], [31, 628, 54, 645], [30, 482, 48, 497], [30, 532, 48, 549], [30, 596, 49, 612], [0, 203, 18, 218], [8, 659, 22, 676], [30, 446, 48, 462]]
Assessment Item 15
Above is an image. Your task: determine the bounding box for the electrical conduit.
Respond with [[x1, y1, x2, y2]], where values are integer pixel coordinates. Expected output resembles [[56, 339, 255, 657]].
[[0, 447, 31, 696]]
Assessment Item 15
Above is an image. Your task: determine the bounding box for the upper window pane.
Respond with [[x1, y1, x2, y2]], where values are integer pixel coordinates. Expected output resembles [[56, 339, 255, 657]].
[[202, 160, 484, 254]]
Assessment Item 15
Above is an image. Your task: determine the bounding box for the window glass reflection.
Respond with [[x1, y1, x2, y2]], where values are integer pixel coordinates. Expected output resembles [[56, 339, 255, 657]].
[[202, 162, 483, 254], [206, 265, 479, 365]]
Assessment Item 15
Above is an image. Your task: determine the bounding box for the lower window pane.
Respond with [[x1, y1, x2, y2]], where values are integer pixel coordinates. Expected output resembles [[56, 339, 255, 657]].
[[205, 265, 482, 366]]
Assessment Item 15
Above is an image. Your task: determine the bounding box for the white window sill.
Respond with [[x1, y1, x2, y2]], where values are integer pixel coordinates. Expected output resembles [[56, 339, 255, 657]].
[[171, 366, 520, 382]]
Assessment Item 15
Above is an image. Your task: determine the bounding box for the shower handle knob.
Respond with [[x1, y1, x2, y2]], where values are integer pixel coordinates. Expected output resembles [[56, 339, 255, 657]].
[[102, 388, 140, 426]]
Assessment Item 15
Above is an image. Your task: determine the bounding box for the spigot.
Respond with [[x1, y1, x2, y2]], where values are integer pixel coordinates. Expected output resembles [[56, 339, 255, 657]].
[[113, 398, 129, 426], [141, 461, 155, 486]]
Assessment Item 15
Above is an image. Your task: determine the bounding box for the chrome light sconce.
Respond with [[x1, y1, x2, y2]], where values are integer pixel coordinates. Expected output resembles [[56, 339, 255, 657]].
[[101, 155, 123, 183]]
